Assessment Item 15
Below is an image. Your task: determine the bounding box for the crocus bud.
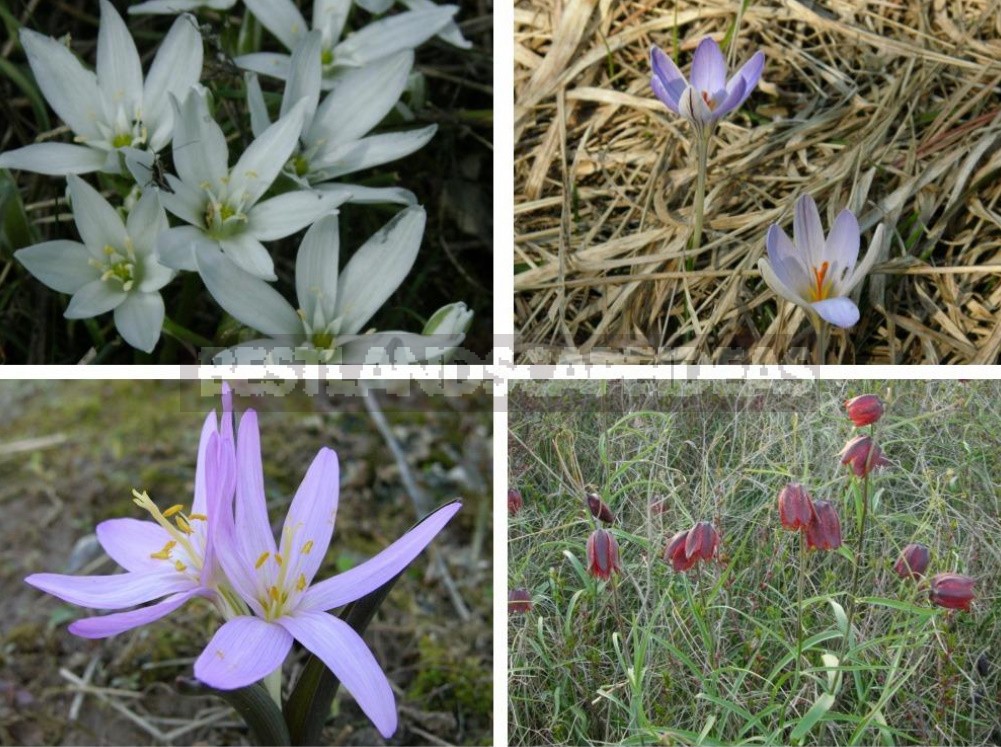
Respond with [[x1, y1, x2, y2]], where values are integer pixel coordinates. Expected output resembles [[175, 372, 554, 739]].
[[508, 588, 533, 614], [586, 528, 621, 580], [586, 492, 615, 523], [929, 572, 975, 611], [804, 500, 842, 551], [663, 529, 697, 572], [894, 543, 930, 580], [508, 488, 523, 515], [839, 435, 890, 477], [777, 483, 814, 531], [845, 394, 884, 426], [685, 521, 720, 562]]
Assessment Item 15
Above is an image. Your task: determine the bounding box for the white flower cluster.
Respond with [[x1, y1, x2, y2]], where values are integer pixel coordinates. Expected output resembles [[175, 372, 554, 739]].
[[1, 0, 473, 361]]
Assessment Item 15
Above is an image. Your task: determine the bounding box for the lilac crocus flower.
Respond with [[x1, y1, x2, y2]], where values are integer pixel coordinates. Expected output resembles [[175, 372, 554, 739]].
[[650, 37, 764, 133], [25, 388, 237, 637], [195, 408, 461, 738], [758, 194, 884, 328]]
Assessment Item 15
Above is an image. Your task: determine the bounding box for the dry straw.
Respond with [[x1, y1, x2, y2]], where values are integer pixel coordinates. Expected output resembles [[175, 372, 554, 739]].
[[514, 0, 1001, 364]]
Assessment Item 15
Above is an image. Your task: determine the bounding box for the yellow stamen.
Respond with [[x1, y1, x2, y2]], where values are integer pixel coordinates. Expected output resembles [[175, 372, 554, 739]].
[[275, 554, 284, 567], [255, 551, 271, 569], [163, 504, 185, 517], [811, 261, 831, 301], [268, 586, 280, 601], [150, 540, 176, 560], [174, 560, 187, 572], [296, 574, 306, 592], [188, 513, 208, 521], [301, 540, 314, 555], [176, 516, 193, 534]]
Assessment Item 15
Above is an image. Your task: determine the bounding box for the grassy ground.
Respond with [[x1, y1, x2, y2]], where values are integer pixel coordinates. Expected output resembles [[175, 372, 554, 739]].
[[508, 379, 1000, 745], [0, 0, 493, 363], [514, 0, 1001, 363], [0, 380, 492, 745]]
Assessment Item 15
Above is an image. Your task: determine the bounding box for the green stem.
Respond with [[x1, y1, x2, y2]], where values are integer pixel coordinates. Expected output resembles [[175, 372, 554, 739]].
[[796, 534, 806, 677], [700, 563, 715, 669], [814, 316, 829, 366], [843, 466, 871, 656], [691, 129, 710, 267]]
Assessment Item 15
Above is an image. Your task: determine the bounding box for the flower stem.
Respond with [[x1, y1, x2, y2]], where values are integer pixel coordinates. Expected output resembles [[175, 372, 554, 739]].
[[691, 129, 710, 269], [700, 563, 715, 669], [814, 317, 829, 365], [843, 447, 872, 656], [796, 534, 806, 676]]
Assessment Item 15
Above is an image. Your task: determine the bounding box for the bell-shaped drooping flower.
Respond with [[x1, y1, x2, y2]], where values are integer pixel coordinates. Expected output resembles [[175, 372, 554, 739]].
[[845, 394, 884, 427], [15, 177, 175, 352], [246, 33, 437, 206], [237, 0, 459, 89], [193, 409, 461, 739], [685, 521, 720, 562], [804, 500, 842, 551], [650, 37, 764, 135], [839, 434, 890, 478], [586, 529, 621, 581], [508, 488, 523, 515], [206, 210, 469, 364], [778, 483, 814, 531], [508, 587, 533, 614], [586, 492, 615, 524], [758, 194, 884, 329], [155, 89, 346, 286], [894, 543, 930, 580], [663, 529, 697, 572], [929, 572, 975, 611], [25, 388, 237, 637], [0, 2, 202, 176]]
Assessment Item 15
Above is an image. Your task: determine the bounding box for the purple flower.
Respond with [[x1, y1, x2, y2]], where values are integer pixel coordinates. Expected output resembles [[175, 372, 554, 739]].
[[650, 37, 764, 132], [194, 409, 461, 738], [25, 387, 236, 638]]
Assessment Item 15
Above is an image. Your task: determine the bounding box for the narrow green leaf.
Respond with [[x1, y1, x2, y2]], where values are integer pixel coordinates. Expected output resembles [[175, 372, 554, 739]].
[[176, 677, 290, 746], [789, 692, 836, 743]]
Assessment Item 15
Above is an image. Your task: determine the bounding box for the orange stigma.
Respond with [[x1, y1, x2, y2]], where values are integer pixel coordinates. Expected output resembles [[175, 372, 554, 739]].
[[702, 91, 717, 111], [811, 261, 831, 301]]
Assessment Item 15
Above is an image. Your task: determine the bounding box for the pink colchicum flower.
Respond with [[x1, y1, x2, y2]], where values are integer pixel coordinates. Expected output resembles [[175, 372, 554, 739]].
[[25, 387, 237, 637], [194, 409, 461, 738], [650, 37, 764, 134]]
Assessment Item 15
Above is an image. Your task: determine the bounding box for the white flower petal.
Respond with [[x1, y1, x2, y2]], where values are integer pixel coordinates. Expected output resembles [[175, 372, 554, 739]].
[[67, 175, 129, 254], [400, 0, 471, 48], [353, 0, 393, 13], [315, 182, 416, 205], [245, 73, 272, 138], [218, 233, 277, 281], [332, 6, 458, 67], [281, 31, 323, 134], [336, 205, 425, 333], [765, 224, 811, 299], [0, 143, 105, 175], [160, 174, 206, 227], [312, 0, 350, 44], [228, 99, 308, 207], [825, 209, 860, 286], [758, 258, 809, 309], [793, 194, 826, 269], [234, 52, 292, 81], [309, 51, 414, 147], [20, 29, 104, 140], [129, 0, 232, 14], [126, 189, 169, 253], [144, 15, 204, 151], [294, 214, 340, 323], [15, 240, 98, 293], [811, 297, 859, 329], [248, 189, 345, 241], [311, 126, 436, 179], [339, 331, 460, 364], [157, 225, 214, 271], [844, 223, 885, 294], [170, 90, 229, 189], [244, 0, 309, 51], [114, 292, 165, 352], [97, 0, 143, 119], [65, 279, 126, 318], [196, 246, 301, 336]]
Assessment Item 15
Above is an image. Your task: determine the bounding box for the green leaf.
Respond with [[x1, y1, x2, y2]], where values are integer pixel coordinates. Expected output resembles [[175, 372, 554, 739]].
[[789, 692, 836, 743], [176, 677, 290, 746]]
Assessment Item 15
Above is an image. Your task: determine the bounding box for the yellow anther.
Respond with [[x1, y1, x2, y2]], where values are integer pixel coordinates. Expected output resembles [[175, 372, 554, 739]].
[[268, 586, 280, 601], [176, 516, 193, 534], [301, 540, 314, 555], [174, 560, 187, 572], [188, 513, 207, 521], [163, 504, 185, 517], [255, 552, 271, 569], [275, 554, 284, 567], [296, 574, 306, 592], [150, 540, 177, 560]]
